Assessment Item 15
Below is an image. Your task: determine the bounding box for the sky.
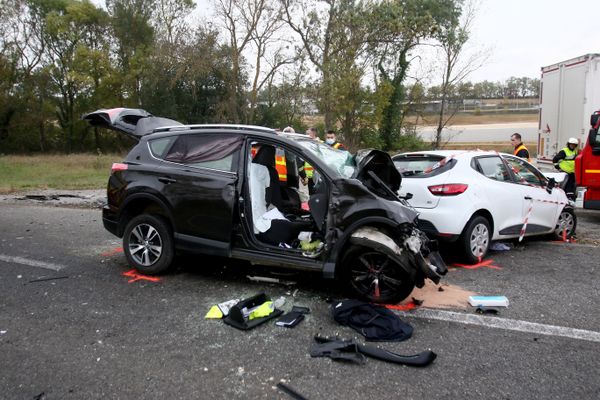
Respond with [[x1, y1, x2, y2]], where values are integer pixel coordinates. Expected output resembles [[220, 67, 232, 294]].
[[465, 0, 600, 82], [191, 0, 600, 83]]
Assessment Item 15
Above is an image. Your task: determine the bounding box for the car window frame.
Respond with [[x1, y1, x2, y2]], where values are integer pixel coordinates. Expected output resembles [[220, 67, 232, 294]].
[[471, 155, 512, 183], [149, 133, 242, 175], [501, 155, 548, 188]]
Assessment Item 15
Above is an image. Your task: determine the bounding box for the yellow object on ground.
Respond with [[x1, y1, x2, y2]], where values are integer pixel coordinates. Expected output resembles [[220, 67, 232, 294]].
[[248, 301, 274, 320], [205, 305, 224, 319]]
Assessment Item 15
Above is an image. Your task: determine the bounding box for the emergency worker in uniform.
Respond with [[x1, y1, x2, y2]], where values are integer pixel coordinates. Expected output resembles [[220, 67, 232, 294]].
[[510, 133, 530, 161], [325, 130, 345, 150], [553, 137, 580, 200]]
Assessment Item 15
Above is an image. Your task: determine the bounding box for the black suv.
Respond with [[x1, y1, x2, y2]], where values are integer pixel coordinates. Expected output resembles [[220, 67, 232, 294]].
[[84, 108, 446, 303]]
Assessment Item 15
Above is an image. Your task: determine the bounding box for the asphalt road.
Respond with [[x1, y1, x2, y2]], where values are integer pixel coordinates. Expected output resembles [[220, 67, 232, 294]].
[[1, 202, 599, 400], [419, 122, 538, 143]]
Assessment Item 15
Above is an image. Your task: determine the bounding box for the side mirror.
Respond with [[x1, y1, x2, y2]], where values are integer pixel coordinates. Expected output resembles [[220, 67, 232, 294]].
[[400, 192, 413, 200], [546, 177, 556, 194]]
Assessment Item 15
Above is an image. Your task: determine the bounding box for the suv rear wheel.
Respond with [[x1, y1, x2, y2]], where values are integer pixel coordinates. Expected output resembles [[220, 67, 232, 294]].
[[123, 214, 174, 274], [342, 245, 415, 304]]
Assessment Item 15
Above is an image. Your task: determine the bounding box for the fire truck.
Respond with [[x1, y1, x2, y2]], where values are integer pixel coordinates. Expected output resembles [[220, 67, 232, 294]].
[[575, 111, 600, 210]]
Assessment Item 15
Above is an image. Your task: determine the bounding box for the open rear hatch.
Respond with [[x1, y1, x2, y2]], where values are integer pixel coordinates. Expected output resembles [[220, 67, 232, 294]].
[[82, 108, 182, 139]]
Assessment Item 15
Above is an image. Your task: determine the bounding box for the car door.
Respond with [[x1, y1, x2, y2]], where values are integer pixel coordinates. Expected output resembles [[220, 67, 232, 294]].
[[156, 133, 243, 254], [503, 155, 559, 233], [472, 156, 526, 236]]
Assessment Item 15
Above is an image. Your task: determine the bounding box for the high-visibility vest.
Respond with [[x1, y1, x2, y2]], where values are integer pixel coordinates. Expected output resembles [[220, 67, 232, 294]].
[[333, 142, 344, 150], [558, 147, 578, 173], [513, 144, 530, 162], [303, 162, 314, 178], [275, 150, 287, 181]]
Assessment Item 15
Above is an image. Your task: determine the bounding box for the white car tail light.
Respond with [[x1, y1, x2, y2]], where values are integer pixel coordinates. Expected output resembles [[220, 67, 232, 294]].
[[428, 183, 468, 196]]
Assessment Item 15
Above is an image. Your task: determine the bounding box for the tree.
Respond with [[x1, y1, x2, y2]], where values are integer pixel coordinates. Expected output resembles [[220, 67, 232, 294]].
[[370, 0, 462, 151], [432, 0, 489, 149], [281, 0, 372, 131]]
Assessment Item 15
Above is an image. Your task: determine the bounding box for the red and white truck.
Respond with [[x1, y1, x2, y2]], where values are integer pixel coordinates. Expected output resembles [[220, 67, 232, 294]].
[[575, 111, 600, 209], [537, 53, 600, 209]]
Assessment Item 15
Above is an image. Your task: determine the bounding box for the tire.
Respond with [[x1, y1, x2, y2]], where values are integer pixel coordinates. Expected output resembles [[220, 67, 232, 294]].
[[123, 214, 174, 275], [553, 207, 577, 240], [341, 245, 416, 304], [460, 215, 490, 264]]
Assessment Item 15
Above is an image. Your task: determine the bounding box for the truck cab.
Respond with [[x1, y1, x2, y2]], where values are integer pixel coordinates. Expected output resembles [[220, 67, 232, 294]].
[[575, 111, 600, 209]]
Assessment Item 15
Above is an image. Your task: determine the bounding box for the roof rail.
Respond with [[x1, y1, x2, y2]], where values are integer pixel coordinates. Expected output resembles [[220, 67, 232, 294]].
[[153, 124, 277, 134]]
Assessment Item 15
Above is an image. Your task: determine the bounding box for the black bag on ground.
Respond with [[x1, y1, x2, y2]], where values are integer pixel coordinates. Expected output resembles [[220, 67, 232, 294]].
[[331, 299, 413, 342]]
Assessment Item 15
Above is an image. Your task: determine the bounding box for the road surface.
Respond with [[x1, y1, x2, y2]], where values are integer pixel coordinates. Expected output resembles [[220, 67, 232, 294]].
[[419, 122, 538, 143]]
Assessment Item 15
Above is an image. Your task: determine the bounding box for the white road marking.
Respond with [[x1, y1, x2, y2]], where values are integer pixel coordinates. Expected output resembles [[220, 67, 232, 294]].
[[398, 308, 600, 343], [0, 254, 66, 271]]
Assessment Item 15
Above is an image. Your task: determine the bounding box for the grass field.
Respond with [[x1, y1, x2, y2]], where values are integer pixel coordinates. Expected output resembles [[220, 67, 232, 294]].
[[0, 153, 123, 193]]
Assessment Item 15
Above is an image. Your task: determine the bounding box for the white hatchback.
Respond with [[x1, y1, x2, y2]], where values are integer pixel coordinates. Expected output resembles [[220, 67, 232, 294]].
[[392, 150, 576, 263]]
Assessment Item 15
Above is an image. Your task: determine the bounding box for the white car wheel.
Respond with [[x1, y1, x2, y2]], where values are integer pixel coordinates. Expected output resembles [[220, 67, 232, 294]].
[[461, 216, 490, 264]]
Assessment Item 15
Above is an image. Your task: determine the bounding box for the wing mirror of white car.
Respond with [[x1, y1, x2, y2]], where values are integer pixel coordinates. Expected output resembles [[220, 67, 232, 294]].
[[546, 177, 556, 194]]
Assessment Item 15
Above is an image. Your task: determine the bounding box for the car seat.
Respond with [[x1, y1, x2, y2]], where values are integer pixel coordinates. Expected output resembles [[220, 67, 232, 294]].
[[252, 146, 283, 209]]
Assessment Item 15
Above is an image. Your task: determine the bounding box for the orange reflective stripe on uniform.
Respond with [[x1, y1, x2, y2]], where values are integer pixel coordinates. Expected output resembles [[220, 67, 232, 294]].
[[513, 144, 531, 162], [275, 155, 287, 181]]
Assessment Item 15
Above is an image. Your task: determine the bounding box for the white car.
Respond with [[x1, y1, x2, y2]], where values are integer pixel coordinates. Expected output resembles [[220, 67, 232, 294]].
[[392, 150, 576, 263]]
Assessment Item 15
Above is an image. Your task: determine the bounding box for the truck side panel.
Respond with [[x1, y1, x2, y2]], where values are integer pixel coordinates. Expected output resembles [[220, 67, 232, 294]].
[[538, 54, 600, 163]]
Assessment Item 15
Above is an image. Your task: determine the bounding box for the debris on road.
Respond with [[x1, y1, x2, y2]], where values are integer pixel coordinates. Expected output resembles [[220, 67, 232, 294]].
[[246, 275, 296, 286], [122, 269, 161, 283], [490, 242, 512, 251], [468, 295, 509, 307], [276, 382, 309, 400], [311, 335, 437, 367], [223, 293, 283, 330], [28, 276, 69, 283]]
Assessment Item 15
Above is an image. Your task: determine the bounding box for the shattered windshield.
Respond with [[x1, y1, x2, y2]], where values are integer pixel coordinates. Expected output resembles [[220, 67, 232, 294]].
[[296, 139, 356, 178]]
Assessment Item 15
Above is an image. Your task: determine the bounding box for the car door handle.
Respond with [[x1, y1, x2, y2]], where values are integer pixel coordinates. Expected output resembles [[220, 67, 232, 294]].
[[158, 177, 177, 184], [524, 196, 532, 200]]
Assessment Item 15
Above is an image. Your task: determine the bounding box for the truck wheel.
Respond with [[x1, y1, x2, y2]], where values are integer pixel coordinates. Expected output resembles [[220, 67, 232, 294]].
[[341, 245, 415, 304], [123, 214, 174, 275], [553, 208, 577, 239], [460, 215, 490, 264]]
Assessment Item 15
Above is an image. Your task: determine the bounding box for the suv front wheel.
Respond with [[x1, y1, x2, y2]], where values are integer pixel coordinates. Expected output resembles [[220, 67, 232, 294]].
[[123, 214, 174, 274]]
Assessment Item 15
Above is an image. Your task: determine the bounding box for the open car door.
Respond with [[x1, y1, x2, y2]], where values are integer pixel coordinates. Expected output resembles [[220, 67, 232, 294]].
[[82, 108, 182, 139]]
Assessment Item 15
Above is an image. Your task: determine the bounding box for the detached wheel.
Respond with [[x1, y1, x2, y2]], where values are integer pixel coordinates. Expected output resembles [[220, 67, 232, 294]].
[[123, 214, 174, 274], [460, 215, 490, 264], [553, 208, 577, 239], [341, 245, 415, 304]]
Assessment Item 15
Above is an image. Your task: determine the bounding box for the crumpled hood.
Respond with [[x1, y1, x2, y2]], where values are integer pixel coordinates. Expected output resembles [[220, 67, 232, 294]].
[[353, 149, 402, 200], [330, 178, 418, 230]]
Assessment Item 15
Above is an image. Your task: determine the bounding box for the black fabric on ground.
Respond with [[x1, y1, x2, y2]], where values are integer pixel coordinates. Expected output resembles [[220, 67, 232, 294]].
[[331, 299, 413, 342]]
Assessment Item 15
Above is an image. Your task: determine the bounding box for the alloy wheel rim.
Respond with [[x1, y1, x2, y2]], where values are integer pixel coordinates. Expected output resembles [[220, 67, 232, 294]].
[[350, 251, 405, 300], [469, 223, 489, 258], [128, 223, 163, 266], [556, 212, 575, 236]]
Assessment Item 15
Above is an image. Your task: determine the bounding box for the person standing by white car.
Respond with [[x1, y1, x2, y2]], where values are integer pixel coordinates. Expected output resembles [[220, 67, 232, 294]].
[[553, 137, 580, 201]]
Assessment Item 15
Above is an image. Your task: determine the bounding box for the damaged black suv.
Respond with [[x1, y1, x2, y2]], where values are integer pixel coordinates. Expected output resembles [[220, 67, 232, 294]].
[[84, 108, 446, 303]]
